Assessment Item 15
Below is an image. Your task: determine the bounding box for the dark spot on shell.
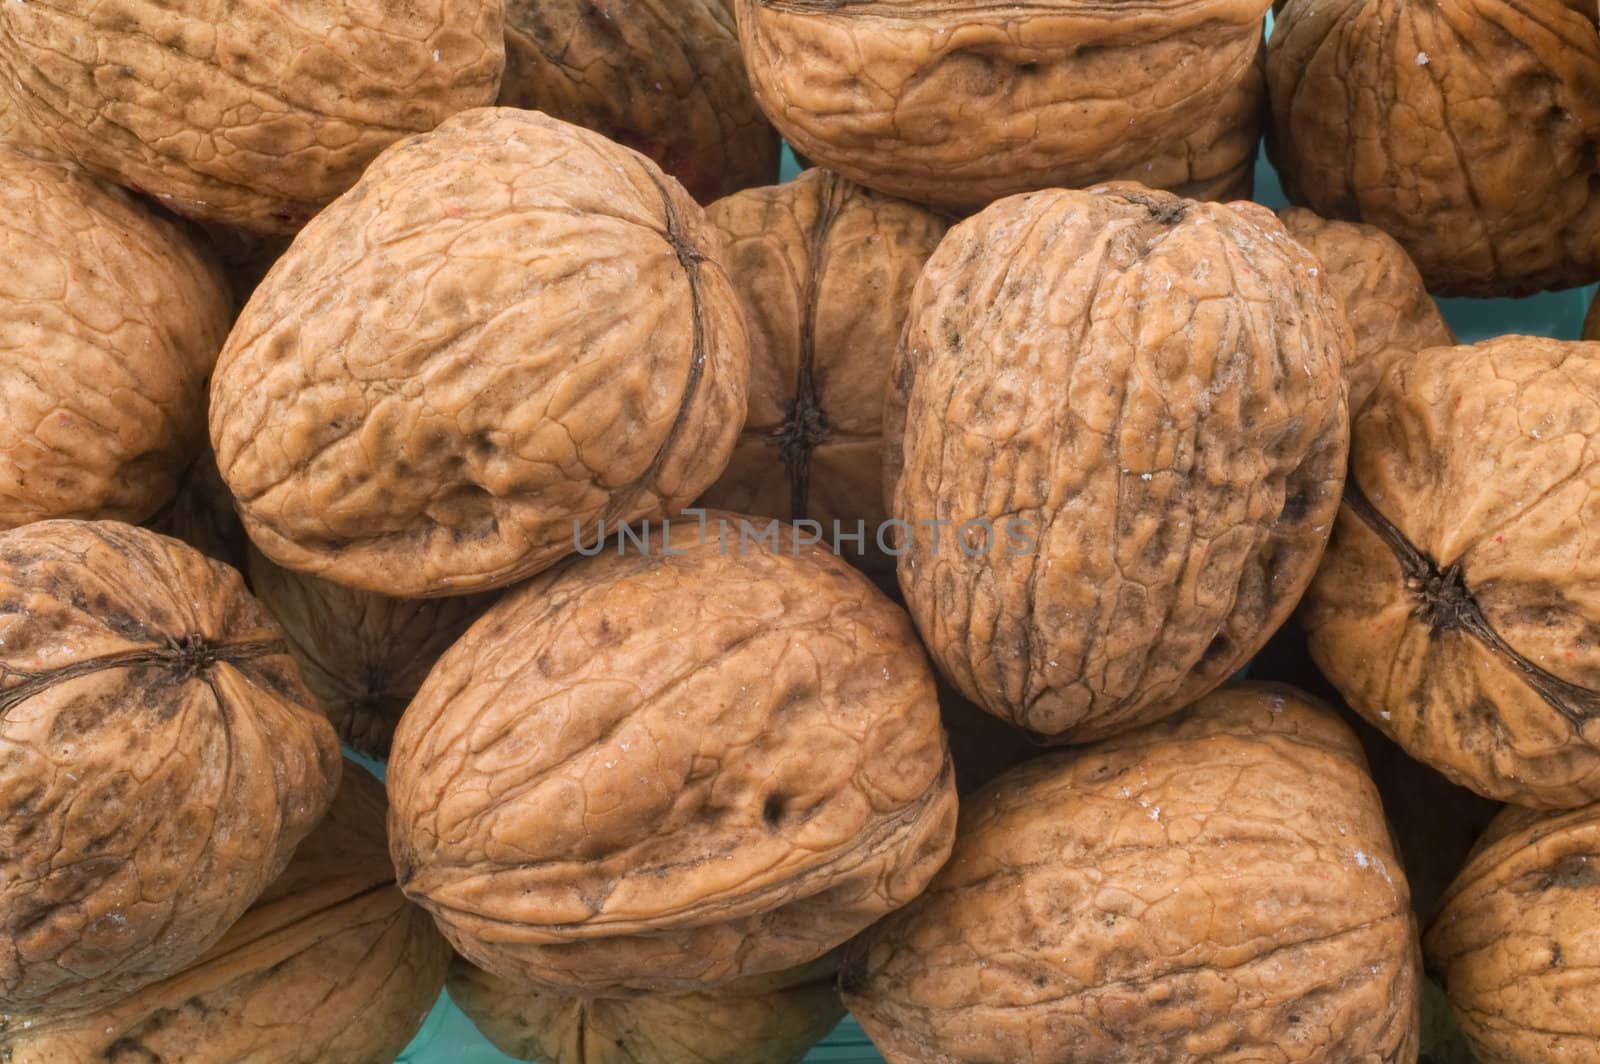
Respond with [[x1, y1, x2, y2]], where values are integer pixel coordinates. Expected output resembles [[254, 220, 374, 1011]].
[[762, 794, 787, 829]]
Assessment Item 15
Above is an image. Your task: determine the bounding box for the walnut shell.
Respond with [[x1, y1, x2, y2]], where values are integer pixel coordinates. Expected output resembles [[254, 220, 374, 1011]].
[[0, 0, 504, 233], [888, 184, 1350, 742], [0, 765, 449, 1063], [448, 955, 845, 1063], [246, 547, 498, 757], [840, 683, 1421, 1064], [0, 145, 231, 529], [737, 0, 1269, 210], [1585, 289, 1600, 341], [1303, 336, 1600, 809], [387, 513, 957, 994], [1278, 208, 1456, 416], [1267, 0, 1600, 296], [0, 521, 341, 1016], [210, 108, 750, 598], [1426, 802, 1600, 1064], [698, 170, 948, 585], [499, 0, 778, 202]]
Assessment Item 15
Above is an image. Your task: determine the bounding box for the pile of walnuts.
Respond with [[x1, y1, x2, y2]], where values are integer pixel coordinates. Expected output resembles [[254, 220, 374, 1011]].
[[0, 2, 1597, 1062]]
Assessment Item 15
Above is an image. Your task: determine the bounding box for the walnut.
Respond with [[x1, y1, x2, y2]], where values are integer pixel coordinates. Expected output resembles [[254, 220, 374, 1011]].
[[448, 955, 844, 1063], [0, 0, 504, 233], [1267, 0, 1600, 295], [1586, 288, 1600, 341], [1427, 802, 1600, 1064], [0, 521, 341, 1016], [246, 547, 497, 756], [498, 0, 779, 202], [1303, 336, 1600, 808], [841, 683, 1421, 1063], [209, 108, 749, 598], [387, 513, 956, 993], [1278, 207, 1456, 416], [887, 183, 1350, 742], [737, 0, 1269, 210], [698, 170, 948, 585], [0, 766, 448, 1063], [0, 145, 231, 529]]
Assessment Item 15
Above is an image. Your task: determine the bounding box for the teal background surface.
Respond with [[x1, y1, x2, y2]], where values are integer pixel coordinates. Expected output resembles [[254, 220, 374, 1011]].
[[392, 138, 1596, 1063]]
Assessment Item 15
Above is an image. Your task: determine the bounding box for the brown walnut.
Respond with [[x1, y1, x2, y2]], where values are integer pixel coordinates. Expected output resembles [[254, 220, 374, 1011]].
[[387, 514, 957, 993], [1427, 802, 1600, 1064], [1303, 336, 1600, 809], [247, 547, 498, 757], [737, 0, 1269, 210], [1267, 0, 1600, 296], [0, 766, 449, 1063], [0, 521, 341, 1016], [498, 0, 779, 203], [210, 108, 750, 598], [841, 682, 1421, 1063], [448, 955, 844, 1064], [0, 0, 504, 233], [144, 448, 251, 574], [888, 183, 1350, 742], [0, 145, 231, 529], [699, 170, 948, 584], [1278, 207, 1456, 416]]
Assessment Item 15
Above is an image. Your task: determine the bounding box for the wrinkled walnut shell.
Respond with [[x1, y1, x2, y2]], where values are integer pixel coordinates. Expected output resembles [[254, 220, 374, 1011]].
[[888, 184, 1350, 742], [0, 145, 232, 529], [0, 0, 504, 233], [1278, 207, 1455, 416], [499, 0, 778, 202], [1304, 336, 1600, 809], [738, 0, 1268, 210], [210, 108, 749, 598], [449, 955, 844, 1064], [841, 683, 1421, 1063], [388, 514, 957, 993], [1267, 0, 1600, 296], [699, 170, 948, 584], [1427, 802, 1600, 1064], [0, 765, 449, 1063], [0, 521, 341, 1016], [247, 547, 497, 756]]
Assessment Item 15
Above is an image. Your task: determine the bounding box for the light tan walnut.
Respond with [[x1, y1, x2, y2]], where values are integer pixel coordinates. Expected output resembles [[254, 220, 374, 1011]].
[[842, 683, 1421, 1063], [0, 521, 341, 1017], [0, 145, 231, 529], [0, 0, 504, 232], [387, 514, 957, 994], [210, 108, 749, 598]]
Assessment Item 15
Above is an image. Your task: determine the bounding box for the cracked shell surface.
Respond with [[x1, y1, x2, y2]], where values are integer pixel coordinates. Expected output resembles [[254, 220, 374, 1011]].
[[498, 0, 778, 202], [0, 521, 341, 1016], [841, 682, 1421, 1064], [1426, 802, 1600, 1064], [1267, 0, 1600, 296], [0, 145, 232, 530], [887, 184, 1350, 742], [247, 547, 498, 757], [737, 0, 1269, 210], [1278, 208, 1455, 417], [387, 514, 957, 993], [1303, 336, 1600, 809], [0, 0, 503, 234], [448, 954, 844, 1063], [0, 765, 449, 1063], [210, 108, 750, 598], [698, 170, 948, 585]]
